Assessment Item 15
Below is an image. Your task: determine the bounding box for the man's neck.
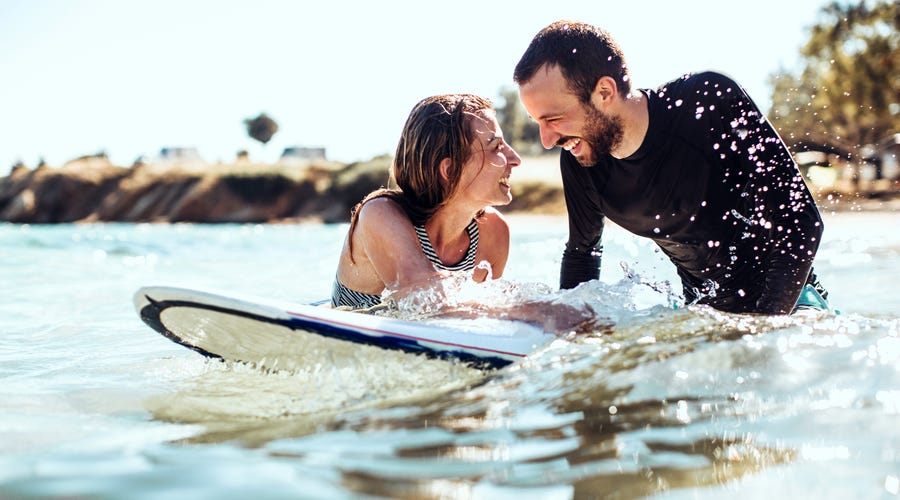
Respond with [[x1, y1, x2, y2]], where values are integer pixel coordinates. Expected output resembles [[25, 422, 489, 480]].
[[610, 91, 649, 159]]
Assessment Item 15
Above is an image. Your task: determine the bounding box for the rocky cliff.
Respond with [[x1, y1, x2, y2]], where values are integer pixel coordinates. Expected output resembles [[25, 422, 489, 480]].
[[0, 156, 565, 224]]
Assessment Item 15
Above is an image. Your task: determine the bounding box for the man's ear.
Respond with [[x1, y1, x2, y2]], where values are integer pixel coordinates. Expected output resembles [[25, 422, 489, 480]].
[[590, 76, 618, 109]]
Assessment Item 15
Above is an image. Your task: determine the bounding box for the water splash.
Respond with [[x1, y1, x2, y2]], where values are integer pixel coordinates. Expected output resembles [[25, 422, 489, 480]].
[[384, 264, 555, 321], [688, 279, 720, 306]]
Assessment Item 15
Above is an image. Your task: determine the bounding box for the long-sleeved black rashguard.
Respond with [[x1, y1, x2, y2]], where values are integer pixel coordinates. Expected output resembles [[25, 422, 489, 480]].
[[559, 71, 824, 314]]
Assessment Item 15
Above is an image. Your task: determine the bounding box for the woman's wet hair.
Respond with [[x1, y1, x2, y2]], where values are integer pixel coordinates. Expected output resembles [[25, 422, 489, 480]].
[[391, 94, 493, 223], [346, 94, 493, 258]]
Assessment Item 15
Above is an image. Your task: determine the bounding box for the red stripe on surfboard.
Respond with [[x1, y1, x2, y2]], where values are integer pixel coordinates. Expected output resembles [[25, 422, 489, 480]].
[[285, 309, 528, 358]]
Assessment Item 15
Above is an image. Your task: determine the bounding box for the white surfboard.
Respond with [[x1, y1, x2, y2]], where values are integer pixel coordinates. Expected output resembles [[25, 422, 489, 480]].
[[133, 286, 556, 371]]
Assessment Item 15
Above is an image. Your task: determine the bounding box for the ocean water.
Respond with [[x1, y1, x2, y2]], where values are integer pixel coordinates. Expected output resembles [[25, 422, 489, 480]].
[[1, 212, 898, 499]]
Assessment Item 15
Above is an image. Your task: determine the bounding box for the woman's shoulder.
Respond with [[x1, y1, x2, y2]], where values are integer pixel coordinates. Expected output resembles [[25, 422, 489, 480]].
[[353, 197, 416, 239], [478, 206, 508, 222], [356, 196, 405, 220], [476, 207, 510, 238]]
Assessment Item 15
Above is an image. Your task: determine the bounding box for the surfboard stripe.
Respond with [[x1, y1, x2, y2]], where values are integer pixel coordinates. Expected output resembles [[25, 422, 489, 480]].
[[285, 308, 528, 358]]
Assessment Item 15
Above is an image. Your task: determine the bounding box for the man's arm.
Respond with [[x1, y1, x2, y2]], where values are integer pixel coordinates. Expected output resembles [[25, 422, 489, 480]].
[[720, 75, 824, 313], [558, 152, 606, 289]]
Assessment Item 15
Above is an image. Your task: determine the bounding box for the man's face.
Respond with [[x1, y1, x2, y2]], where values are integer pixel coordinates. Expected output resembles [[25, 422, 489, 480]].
[[519, 64, 623, 166]]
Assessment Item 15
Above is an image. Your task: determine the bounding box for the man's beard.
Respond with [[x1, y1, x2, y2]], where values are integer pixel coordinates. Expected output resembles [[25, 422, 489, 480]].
[[571, 103, 624, 166]]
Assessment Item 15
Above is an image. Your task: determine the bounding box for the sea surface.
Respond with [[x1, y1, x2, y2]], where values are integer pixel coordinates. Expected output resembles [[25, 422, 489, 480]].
[[1, 211, 898, 499]]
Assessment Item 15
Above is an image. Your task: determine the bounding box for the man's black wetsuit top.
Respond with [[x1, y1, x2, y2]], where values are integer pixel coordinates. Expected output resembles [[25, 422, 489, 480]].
[[559, 71, 824, 314]]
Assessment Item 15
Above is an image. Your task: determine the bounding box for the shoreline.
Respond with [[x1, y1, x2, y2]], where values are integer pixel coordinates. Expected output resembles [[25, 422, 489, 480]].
[[1, 203, 894, 226], [504, 207, 899, 226], [815, 194, 900, 214], [2, 154, 897, 224]]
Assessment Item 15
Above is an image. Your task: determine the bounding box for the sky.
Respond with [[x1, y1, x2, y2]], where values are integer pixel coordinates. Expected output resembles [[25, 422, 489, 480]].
[[0, 0, 832, 174]]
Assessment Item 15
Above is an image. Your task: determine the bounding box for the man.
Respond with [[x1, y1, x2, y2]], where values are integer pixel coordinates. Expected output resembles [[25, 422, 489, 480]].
[[514, 20, 827, 314]]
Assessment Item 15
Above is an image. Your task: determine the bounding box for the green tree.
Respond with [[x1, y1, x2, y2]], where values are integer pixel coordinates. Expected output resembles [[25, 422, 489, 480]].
[[243, 113, 279, 145], [496, 87, 546, 155], [768, 0, 900, 158]]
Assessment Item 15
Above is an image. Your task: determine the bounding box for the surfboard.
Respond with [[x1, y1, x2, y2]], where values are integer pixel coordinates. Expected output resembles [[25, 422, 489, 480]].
[[133, 286, 556, 371]]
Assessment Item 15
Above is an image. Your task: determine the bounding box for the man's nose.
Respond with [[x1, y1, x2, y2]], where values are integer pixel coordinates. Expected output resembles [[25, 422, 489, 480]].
[[540, 125, 559, 150]]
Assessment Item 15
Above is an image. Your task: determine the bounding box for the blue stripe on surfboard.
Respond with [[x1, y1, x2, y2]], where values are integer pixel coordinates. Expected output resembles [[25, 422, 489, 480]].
[[138, 294, 515, 370], [284, 308, 529, 359]]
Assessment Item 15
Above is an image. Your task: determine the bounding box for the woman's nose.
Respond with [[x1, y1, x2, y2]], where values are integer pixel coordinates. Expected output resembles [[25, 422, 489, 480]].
[[507, 146, 522, 167]]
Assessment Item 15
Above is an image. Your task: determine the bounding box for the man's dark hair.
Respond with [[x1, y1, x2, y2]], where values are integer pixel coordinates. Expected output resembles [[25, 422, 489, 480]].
[[513, 20, 631, 103]]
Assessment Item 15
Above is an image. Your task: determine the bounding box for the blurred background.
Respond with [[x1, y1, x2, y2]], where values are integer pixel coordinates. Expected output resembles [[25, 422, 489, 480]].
[[1, 0, 898, 220]]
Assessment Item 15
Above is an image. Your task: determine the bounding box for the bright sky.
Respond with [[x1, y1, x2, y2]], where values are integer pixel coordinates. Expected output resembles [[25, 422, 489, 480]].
[[0, 0, 830, 174]]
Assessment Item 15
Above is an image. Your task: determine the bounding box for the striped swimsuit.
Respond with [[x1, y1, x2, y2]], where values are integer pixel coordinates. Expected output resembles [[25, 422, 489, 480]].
[[331, 219, 480, 309]]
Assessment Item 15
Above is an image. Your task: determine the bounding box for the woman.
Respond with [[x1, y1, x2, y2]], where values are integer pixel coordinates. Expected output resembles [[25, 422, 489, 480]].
[[332, 94, 520, 309]]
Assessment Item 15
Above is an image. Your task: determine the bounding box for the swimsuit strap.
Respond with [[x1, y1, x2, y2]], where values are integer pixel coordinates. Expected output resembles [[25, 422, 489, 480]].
[[332, 219, 480, 310], [414, 219, 479, 271]]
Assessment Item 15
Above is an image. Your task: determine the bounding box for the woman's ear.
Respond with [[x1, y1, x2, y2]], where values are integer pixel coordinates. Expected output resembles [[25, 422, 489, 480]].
[[439, 157, 452, 183]]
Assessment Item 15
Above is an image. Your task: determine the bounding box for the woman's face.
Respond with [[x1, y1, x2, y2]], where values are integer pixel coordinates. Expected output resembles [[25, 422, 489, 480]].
[[451, 110, 522, 208]]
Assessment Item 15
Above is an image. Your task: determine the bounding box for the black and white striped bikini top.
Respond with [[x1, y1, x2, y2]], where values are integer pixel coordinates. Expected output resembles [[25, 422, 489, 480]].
[[331, 219, 480, 309], [414, 219, 480, 271]]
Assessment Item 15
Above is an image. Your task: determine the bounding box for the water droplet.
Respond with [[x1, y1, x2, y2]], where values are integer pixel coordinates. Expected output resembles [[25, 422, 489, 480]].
[[675, 99, 683, 107]]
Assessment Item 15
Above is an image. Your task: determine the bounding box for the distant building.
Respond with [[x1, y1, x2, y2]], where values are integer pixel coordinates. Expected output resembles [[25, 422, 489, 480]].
[[795, 150, 837, 189], [157, 147, 204, 163], [280, 146, 326, 162], [794, 133, 900, 194], [867, 133, 900, 182]]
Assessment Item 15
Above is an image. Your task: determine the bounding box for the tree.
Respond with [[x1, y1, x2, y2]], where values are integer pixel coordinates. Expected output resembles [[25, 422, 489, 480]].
[[768, 0, 900, 158], [243, 113, 279, 145], [496, 87, 546, 155]]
